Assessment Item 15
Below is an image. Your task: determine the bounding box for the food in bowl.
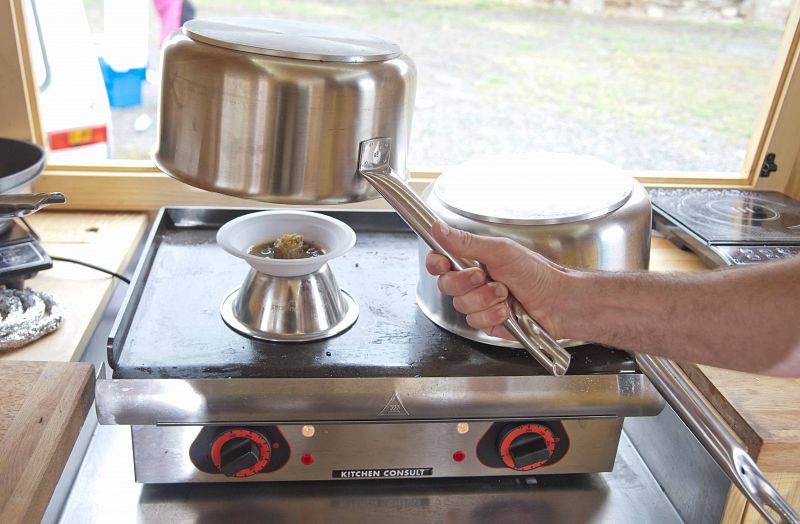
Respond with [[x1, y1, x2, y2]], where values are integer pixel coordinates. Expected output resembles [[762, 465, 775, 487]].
[[248, 233, 325, 259]]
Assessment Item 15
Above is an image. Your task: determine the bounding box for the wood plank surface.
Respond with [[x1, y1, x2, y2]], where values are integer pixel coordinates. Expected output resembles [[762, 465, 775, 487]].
[[0, 212, 146, 523], [687, 365, 800, 473], [0, 212, 148, 362], [0, 361, 94, 524], [649, 236, 709, 273]]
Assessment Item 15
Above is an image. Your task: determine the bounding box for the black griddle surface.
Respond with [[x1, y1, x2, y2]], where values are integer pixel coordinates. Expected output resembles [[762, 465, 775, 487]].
[[111, 209, 635, 379]]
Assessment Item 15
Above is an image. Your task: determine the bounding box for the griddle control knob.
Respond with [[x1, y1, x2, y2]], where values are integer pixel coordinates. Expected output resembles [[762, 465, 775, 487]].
[[497, 423, 556, 471], [210, 429, 271, 478]]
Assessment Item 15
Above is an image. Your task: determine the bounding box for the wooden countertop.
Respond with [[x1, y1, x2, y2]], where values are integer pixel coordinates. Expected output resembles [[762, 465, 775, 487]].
[[0, 211, 148, 524], [0, 212, 149, 362], [0, 361, 94, 524]]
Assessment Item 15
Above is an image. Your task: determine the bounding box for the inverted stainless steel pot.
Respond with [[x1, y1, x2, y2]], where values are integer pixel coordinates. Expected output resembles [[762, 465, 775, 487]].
[[154, 18, 416, 204], [415, 153, 652, 349]]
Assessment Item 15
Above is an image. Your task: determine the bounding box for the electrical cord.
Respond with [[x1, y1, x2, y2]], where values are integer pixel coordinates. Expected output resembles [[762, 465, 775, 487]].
[[18, 216, 40, 241], [49, 256, 131, 284], [17, 217, 131, 284]]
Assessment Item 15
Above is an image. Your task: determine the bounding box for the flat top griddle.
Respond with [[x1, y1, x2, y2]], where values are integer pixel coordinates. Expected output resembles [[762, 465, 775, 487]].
[[109, 208, 636, 379]]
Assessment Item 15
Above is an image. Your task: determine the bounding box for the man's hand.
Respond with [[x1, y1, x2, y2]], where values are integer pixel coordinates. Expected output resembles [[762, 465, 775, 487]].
[[424, 221, 800, 376], [424, 221, 569, 340]]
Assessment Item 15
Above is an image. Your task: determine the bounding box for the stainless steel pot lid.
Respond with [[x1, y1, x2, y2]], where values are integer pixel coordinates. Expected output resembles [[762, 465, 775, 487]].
[[183, 18, 402, 63], [434, 153, 633, 225]]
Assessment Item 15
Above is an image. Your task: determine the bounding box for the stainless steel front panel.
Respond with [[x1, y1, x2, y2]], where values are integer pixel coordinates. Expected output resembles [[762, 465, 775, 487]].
[[58, 424, 684, 523], [131, 419, 624, 483], [96, 374, 664, 426]]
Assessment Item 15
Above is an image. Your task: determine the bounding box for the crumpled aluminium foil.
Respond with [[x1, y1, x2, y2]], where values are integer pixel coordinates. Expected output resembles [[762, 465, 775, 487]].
[[0, 288, 64, 351]]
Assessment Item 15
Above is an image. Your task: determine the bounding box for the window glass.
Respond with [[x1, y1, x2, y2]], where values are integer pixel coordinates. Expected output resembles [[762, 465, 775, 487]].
[[32, 0, 787, 172]]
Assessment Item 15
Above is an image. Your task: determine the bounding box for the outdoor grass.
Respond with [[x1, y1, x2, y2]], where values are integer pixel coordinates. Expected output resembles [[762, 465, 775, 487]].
[[194, 0, 780, 144], [80, 0, 784, 168]]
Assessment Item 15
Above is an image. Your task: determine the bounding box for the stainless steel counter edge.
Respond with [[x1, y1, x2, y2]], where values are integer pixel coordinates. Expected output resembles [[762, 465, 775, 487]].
[[95, 373, 664, 425]]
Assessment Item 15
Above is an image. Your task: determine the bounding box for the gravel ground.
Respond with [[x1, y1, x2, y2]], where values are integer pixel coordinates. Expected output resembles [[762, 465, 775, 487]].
[[105, 0, 782, 172]]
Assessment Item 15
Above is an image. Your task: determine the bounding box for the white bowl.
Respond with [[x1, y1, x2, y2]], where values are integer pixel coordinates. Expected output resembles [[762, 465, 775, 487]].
[[216, 210, 357, 277]]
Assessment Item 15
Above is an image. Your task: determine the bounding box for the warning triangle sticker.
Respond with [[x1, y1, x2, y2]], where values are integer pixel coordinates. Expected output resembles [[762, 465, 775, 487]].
[[379, 393, 410, 416]]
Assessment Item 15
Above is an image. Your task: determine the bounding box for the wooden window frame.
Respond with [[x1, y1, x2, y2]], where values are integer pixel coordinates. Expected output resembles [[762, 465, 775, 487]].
[[3, 0, 800, 211]]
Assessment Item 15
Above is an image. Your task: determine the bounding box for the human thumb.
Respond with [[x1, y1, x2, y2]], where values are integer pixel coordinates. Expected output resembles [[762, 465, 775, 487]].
[[431, 221, 513, 267]]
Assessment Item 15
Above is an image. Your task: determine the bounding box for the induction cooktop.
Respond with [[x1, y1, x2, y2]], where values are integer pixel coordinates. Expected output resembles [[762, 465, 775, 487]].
[[649, 188, 800, 266]]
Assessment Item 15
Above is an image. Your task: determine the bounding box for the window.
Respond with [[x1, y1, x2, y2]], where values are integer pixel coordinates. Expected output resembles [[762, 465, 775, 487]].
[[3, 0, 800, 210]]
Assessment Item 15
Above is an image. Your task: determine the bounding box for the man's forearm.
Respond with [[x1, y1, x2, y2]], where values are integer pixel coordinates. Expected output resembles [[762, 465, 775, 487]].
[[557, 257, 800, 375]]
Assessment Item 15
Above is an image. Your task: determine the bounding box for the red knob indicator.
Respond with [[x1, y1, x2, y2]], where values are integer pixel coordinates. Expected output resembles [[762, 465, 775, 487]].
[[497, 423, 556, 471], [210, 428, 271, 478]]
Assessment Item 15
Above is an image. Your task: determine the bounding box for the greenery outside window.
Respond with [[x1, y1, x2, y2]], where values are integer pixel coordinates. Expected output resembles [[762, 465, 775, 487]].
[[2, 0, 800, 212]]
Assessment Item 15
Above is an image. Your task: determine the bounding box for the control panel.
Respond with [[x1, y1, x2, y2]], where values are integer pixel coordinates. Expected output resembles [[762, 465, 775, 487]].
[[477, 421, 569, 471], [163, 419, 610, 484], [190, 426, 291, 477], [713, 245, 800, 265]]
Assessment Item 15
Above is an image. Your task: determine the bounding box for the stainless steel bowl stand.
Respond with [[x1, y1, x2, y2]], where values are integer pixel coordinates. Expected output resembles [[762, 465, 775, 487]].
[[220, 264, 359, 342]]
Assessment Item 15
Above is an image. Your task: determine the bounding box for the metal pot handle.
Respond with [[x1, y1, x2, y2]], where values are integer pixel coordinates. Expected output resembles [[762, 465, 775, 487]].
[[357, 137, 571, 376], [636, 354, 799, 524], [0, 192, 66, 218]]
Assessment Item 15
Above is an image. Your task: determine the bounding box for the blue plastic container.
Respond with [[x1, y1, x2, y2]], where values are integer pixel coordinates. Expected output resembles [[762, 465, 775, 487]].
[[99, 58, 146, 108]]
